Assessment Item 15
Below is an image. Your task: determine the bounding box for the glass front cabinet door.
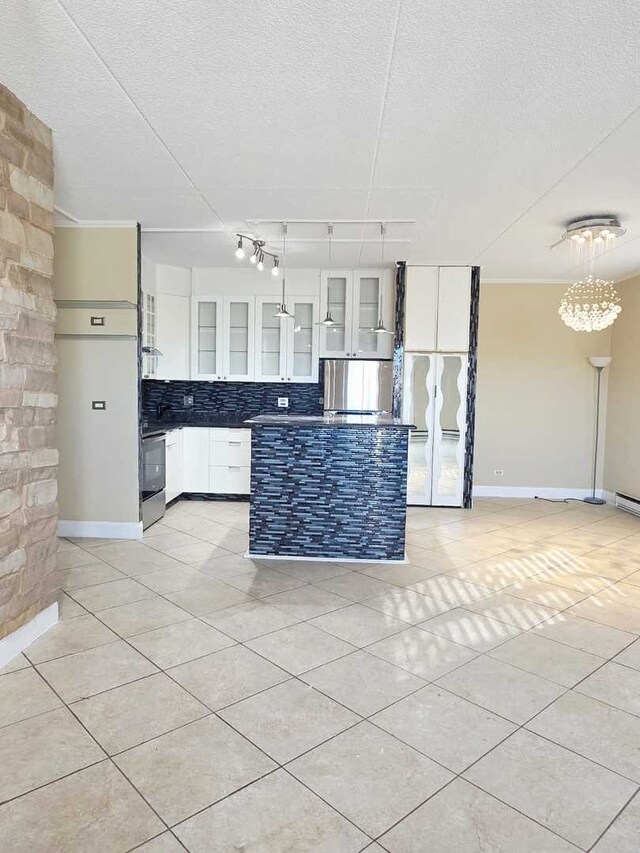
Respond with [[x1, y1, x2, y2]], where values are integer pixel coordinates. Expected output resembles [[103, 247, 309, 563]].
[[353, 270, 394, 359], [254, 297, 287, 382], [319, 270, 394, 358], [286, 297, 319, 382], [191, 298, 223, 380], [319, 271, 353, 357], [223, 297, 255, 381]]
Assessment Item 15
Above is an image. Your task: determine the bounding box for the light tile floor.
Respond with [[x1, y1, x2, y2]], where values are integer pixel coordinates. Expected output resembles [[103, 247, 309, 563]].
[[2, 497, 640, 851]]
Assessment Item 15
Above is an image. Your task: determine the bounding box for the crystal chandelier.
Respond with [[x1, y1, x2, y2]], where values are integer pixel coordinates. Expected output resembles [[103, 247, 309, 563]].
[[558, 275, 622, 332]]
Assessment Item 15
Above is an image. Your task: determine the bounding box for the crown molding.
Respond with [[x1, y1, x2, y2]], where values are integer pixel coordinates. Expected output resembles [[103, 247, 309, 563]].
[[55, 220, 139, 229]]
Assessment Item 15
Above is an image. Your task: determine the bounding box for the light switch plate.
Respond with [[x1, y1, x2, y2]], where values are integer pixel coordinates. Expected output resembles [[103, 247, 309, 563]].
[[183, 395, 194, 407], [277, 397, 289, 408], [92, 401, 106, 410]]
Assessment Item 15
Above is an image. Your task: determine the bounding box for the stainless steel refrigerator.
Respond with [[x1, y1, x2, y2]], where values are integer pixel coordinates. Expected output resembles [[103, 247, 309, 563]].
[[323, 359, 393, 414]]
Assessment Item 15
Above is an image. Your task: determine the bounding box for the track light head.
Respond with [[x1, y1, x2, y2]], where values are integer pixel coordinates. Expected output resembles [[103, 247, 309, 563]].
[[256, 251, 265, 271], [249, 243, 259, 264], [271, 258, 280, 276], [234, 237, 245, 260]]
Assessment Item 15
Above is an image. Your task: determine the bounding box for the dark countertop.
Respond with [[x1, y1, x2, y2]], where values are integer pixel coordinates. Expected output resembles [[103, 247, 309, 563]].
[[246, 414, 415, 429], [141, 419, 251, 438]]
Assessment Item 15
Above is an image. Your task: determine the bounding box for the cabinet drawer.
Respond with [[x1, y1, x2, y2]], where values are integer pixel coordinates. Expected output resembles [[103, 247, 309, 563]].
[[210, 428, 251, 444], [209, 465, 250, 495], [56, 307, 137, 336], [209, 440, 251, 467]]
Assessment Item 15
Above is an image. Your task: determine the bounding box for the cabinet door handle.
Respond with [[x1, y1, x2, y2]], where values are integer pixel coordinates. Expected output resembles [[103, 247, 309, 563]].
[[287, 376, 291, 380], [229, 441, 241, 446], [228, 465, 241, 470]]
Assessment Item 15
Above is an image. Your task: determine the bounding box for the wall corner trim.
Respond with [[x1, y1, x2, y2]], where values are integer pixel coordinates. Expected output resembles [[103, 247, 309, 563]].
[[0, 603, 59, 670], [57, 520, 144, 540]]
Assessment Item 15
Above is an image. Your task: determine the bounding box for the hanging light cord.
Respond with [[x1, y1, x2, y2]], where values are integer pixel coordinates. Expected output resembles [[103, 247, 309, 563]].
[[281, 224, 287, 308]]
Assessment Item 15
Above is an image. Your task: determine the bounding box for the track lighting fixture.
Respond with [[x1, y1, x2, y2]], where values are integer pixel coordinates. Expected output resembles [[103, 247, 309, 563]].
[[234, 234, 279, 273]]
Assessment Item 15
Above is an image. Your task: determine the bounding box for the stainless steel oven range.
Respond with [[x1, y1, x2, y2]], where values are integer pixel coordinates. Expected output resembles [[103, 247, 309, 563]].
[[141, 431, 166, 529]]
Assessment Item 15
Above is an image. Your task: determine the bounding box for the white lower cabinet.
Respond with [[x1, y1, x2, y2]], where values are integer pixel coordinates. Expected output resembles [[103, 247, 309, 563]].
[[181, 427, 251, 495], [165, 429, 184, 502], [209, 428, 251, 495], [182, 427, 210, 492]]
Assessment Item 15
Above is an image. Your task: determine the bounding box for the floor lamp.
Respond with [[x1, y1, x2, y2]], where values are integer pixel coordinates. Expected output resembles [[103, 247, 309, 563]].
[[584, 356, 612, 506]]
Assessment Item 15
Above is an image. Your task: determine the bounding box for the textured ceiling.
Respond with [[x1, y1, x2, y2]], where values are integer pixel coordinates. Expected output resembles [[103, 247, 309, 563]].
[[2, 0, 640, 279]]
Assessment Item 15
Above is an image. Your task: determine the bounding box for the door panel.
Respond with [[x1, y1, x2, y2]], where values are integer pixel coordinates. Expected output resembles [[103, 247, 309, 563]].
[[320, 271, 352, 357], [287, 297, 319, 382], [255, 298, 286, 382], [404, 352, 467, 507], [404, 354, 436, 505]]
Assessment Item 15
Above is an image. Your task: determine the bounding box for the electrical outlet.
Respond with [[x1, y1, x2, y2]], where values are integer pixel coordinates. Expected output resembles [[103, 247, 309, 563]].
[[277, 397, 289, 408], [183, 395, 194, 407], [494, 468, 504, 477]]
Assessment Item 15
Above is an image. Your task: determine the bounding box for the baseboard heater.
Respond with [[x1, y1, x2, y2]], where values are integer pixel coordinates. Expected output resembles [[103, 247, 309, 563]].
[[615, 492, 640, 517]]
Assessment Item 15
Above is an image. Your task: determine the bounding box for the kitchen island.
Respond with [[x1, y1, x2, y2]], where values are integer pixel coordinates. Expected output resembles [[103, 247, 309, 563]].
[[245, 414, 414, 562]]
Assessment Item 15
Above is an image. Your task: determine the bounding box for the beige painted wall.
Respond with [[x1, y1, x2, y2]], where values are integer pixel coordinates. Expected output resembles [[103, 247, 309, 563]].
[[474, 283, 611, 489], [54, 227, 140, 527], [604, 275, 640, 499], [55, 227, 138, 302]]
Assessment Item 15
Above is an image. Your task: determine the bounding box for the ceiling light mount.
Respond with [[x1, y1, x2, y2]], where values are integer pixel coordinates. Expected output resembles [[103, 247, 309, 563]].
[[561, 216, 625, 245]]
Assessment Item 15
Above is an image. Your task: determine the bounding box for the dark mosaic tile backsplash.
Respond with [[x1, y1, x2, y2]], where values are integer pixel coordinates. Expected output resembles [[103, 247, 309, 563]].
[[142, 379, 324, 423]]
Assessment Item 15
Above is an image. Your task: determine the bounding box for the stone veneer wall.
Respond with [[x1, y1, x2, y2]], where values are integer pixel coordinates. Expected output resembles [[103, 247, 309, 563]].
[[0, 85, 58, 640]]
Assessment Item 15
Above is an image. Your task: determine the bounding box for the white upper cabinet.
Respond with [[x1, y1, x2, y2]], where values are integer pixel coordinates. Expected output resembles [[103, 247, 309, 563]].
[[255, 297, 287, 382], [141, 292, 157, 378], [320, 270, 394, 359], [254, 296, 320, 382], [320, 271, 353, 358], [191, 296, 255, 381], [404, 265, 471, 353], [437, 267, 471, 352], [156, 293, 190, 380], [191, 297, 223, 380], [405, 267, 438, 352], [223, 297, 255, 381], [286, 297, 319, 382], [353, 270, 394, 358]]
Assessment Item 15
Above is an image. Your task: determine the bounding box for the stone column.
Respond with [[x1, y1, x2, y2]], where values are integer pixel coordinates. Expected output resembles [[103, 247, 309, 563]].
[[0, 84, 58, 640]]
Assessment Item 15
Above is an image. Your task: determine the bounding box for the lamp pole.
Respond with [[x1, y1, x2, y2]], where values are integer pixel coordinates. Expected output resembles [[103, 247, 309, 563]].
[[584, 356, 612, 506]]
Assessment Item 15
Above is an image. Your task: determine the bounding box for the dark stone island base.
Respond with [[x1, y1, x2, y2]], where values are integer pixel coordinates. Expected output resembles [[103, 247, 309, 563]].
[[246, 415, 414, 561]]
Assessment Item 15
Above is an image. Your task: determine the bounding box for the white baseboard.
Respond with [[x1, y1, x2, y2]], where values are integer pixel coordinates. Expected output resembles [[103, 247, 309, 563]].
[[0, 603, 58, 669], [57, 520, 143, 540], [472, 486, 611, 502]]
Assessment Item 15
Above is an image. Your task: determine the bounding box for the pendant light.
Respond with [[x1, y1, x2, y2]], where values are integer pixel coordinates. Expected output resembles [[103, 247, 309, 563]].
[[274, 223, 292, 318], [372, 222, 393, 334], [316, 224, 337, 326]]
